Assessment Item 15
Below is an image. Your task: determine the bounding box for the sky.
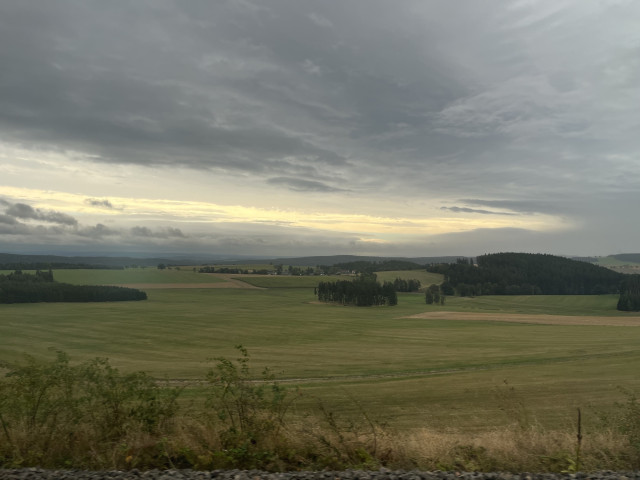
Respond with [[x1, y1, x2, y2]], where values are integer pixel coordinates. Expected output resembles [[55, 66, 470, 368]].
[[1, 0, 639, 259]]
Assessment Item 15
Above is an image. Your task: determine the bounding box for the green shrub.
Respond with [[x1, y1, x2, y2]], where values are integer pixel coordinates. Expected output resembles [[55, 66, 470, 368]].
[[0, 352, 181, 468]]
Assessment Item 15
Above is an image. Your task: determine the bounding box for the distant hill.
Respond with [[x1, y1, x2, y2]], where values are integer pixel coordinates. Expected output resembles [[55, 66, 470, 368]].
[[0, 253, 199, 269], [610, 254, 640, 264], [230, 255, 467, 267], [427, 252, 624, 296], [0, 252, 470, 270]]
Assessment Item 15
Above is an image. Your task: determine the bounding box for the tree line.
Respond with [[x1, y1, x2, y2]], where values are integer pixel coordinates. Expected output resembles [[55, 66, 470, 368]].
[[0, 262, 124, 270], [424, 284, 446, 305], [316, 274, 397, 306], [0, 270, 147, 304], [427, 253, 624, 296], [318, 259, 424, 275], [391, 277, 421, 292], [617, 275, 640, 311]]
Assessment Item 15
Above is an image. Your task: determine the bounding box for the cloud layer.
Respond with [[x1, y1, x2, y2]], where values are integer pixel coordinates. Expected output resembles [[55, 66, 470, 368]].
[[1, 1, 640, 256]]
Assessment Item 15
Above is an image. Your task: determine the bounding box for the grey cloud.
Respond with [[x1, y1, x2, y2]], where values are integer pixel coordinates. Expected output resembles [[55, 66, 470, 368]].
[[5, 203, 78, 226], [0, 1, 353, 178], [129, 226, 187, 239], [78, 223, 118, 238], [1, 1, 640, 258], [165, 227, 185, 238], [460, 199, 564, 216], [130, 226, 153, 238], [267, 177, 344, 192], [441, 206, 516, 216], [85, 198, 116, 209], [0, 214, 19, 225]]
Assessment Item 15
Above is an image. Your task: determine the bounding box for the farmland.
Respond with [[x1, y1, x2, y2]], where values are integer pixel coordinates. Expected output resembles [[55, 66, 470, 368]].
[[2, 267, 640, 433]]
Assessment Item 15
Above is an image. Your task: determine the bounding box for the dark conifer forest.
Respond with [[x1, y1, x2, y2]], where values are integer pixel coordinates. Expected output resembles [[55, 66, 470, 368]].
[[617, 275, 640, 311], [427, 253, 624, 296], [0, 270, 147, 303], [316, 274, 397, 306]]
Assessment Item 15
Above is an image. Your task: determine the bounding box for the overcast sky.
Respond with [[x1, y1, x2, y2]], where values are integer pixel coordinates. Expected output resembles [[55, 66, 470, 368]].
[[1, 0, 639, 258]]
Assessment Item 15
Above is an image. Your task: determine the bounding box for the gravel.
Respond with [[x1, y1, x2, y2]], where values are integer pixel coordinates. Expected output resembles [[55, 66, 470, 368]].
[[1, 470, 640, 480]]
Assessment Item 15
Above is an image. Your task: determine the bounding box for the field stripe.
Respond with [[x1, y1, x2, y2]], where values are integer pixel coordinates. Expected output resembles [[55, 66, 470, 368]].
[[404, 311, 640, 326]]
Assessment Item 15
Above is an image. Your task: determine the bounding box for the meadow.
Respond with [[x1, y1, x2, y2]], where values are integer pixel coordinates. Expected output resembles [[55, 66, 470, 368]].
[[1, 267, 640, 434]]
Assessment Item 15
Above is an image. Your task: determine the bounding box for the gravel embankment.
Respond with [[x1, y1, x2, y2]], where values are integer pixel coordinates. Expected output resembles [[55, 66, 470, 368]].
[[1, 470, 640, 480]]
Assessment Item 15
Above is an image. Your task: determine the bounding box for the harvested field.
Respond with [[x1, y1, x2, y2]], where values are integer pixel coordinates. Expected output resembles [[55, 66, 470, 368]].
[[406, 310, 640, 326]]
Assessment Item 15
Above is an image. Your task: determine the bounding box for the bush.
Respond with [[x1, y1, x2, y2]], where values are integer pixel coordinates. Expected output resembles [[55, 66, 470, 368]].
[[204, 345, 297, 469], [0, 352, 180, 468]]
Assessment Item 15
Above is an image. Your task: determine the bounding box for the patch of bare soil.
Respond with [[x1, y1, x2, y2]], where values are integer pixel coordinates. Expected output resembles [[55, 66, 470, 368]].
[[405, 311, 640, 326]]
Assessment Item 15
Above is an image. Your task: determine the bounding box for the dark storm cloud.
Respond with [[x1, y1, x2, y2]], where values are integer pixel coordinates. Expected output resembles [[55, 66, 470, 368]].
[[5, 202, 78, 226], [0, 0, 495, 194], [0, 0, 355, 184]]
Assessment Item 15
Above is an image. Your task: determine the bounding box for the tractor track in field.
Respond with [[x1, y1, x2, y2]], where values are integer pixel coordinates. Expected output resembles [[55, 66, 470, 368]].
[[152, 312, 640, 387], [404, 311, 640, 326], [159, 349, 638, 387]]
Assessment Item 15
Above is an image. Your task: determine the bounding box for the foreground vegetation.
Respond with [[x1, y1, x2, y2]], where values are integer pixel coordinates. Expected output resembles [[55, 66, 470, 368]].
[[2, 348, 640, 472], [2, 266, 640, 471]]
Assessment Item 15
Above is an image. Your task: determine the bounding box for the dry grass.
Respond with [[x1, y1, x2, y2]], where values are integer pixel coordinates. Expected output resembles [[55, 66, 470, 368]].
[[396, 427, 630, 472], [1, 407, 637, 472]]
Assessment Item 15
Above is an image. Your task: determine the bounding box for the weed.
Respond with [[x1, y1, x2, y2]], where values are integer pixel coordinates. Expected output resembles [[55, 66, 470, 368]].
[[204, 345, 298, 469]]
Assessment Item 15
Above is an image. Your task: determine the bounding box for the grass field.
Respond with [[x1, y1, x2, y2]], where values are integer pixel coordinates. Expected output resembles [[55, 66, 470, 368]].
[[2, 269, 640, 432], [594, 256, 640, 267], [1, 268, 226, 285], [233, 274, 350, 288], [373, 270, 444, 288]]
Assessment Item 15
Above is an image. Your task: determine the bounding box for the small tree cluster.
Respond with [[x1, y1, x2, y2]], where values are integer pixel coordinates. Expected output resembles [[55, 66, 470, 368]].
[[618, 275, 640, 311], [316, 274, 397, 306], [425, 284, 445, 305], [392, 278, 421, 292]]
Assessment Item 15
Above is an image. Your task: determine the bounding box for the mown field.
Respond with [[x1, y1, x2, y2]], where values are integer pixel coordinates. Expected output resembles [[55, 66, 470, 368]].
[[1, 267, 640, 432], [0, 267, 226, 285]]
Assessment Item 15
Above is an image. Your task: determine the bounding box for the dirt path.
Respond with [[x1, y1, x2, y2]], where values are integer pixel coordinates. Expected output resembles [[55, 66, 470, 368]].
[[404, 311, 640, 326]]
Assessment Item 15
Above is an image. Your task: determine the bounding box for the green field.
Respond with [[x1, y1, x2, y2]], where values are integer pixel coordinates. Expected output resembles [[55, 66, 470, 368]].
[[235, 274, 350, 288], [1, 269, 640, 431], [1, 268, 225, 285], [373, 270, 444, 288], [595, 256, 640, 267]]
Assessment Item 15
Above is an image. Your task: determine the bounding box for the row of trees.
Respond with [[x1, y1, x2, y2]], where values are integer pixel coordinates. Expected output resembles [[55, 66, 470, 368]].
[[425, 284, 446, 305], [0, 262, 124, 270], [316, 274, 397, 306], [617, 275, 640, 311], [427, 253, 623, 296], [0, 271, 147, 304], [318, 260, 423, 275], [198, 266, 250, 274], [391, 277, 421, 292]]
